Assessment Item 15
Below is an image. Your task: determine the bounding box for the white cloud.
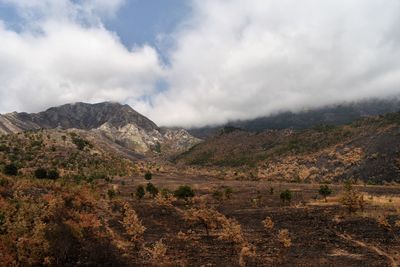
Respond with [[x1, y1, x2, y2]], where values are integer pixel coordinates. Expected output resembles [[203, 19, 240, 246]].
[[1, 0, 400, 127], [142, 0, 400, 127], [0, 0, 163, 113]]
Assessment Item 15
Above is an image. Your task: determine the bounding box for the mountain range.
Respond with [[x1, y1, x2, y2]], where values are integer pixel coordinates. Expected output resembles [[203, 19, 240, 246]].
[[0, 102, 201, 156], [189, 98, 400, 138]]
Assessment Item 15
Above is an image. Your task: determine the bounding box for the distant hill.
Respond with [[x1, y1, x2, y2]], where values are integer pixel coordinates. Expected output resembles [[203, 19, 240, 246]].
[[177, 112, 400, 184], [188, 98, 400, 138], [0, 102, 200, 156]]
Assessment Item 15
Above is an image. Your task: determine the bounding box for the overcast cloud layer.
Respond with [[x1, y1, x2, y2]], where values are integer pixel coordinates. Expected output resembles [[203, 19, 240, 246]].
[[1, 0, 400, 127]]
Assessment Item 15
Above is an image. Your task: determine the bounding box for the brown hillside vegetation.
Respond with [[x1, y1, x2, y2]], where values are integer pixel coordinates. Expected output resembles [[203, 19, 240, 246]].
[[176, 113, 400, 184]]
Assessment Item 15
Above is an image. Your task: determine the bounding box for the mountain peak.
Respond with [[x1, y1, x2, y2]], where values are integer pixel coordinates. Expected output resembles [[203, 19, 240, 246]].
[[29, 101, 159, 131]]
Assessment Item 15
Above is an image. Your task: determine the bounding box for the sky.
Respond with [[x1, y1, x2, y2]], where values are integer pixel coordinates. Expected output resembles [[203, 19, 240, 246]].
[[0, 0, 400, 127]]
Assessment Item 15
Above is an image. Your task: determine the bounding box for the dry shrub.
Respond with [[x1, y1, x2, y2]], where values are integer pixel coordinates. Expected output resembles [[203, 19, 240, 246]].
[[340, 181, 365, 213], [395, 220, 400, 228], [278, 229, 292, 248], [218, 217, 245, 245], [0, 179, 112, 266], [122, 203, 146, 245], [154, 192, 176, 207], [183, 208, 221, 236], [239, 243, 256, 267], [145, 239, 168, 264], [262, 217, 274, 230]]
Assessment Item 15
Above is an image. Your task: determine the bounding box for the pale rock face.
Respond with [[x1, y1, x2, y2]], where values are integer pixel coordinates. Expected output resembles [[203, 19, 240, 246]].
[[95, 123, 201, 154], [0, 113, 41, 135]]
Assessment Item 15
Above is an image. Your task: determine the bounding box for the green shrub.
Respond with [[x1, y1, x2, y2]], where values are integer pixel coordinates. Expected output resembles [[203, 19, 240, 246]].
[[319, 185, 332, 201], [136, 185, 145, 200], [144, 172, 152, 181], [34, 168, 48, 179], [174, 185, 195, 200], [280, 190, 292, 204], [71, 135, 92, 150], [146, 183, 159, 197], [3, 163, 18, 176]]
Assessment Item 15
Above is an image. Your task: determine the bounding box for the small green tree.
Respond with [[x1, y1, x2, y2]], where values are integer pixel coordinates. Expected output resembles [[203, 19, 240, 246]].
[[146, 183, 159, 197], [319, 185, 332, 202], [174, 185, 195, 201], [280, 190, 292, 204], [144, 171, 152, 181], [34, 168, 48, 179], [3, 163, 18, 176], [136, 185, 145, 200]]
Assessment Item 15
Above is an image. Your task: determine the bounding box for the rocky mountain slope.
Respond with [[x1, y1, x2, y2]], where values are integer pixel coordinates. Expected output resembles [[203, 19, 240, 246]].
[[177, 112, 400, 184], [0, 102, 201, 155], [189, 98, 400, 138]]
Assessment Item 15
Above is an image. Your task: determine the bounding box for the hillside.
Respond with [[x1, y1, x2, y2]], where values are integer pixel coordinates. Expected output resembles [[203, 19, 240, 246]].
[[177, 112, 400, 184], [0, 129, 141, 181]]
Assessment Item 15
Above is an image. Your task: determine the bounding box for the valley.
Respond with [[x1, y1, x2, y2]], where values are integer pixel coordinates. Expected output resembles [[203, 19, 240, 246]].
[[0, 102, 400, 266]]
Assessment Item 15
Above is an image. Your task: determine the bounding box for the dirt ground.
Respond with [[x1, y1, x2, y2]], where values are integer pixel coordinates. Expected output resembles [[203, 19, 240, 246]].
[[108, 173, 400, 267]]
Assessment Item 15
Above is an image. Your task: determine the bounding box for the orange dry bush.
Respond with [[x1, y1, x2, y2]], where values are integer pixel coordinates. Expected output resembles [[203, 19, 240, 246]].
[[0, 178, 117, 266], [184, 208, 221, 236], [262, 217, 274, 230], [145, 239, 168, 264], [122, 203, 146, 244], [239, 243, 256, 267], [218, 217, 245, 245], [278, 229, 292, 248]]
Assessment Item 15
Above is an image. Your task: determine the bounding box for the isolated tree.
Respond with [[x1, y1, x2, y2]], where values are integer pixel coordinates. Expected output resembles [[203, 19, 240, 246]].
[[136, 185, 145, 200], [280, 190, 292, 204], [319, 185, 332, 202], [3, 163, 18, 176], [144, 171, 153, 181]]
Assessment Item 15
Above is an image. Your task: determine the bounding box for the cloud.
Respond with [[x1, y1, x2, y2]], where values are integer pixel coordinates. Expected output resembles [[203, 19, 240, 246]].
[[142, 0, 400, 127], [0, 0, 163, 113], [1, 0, 400, 127]]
